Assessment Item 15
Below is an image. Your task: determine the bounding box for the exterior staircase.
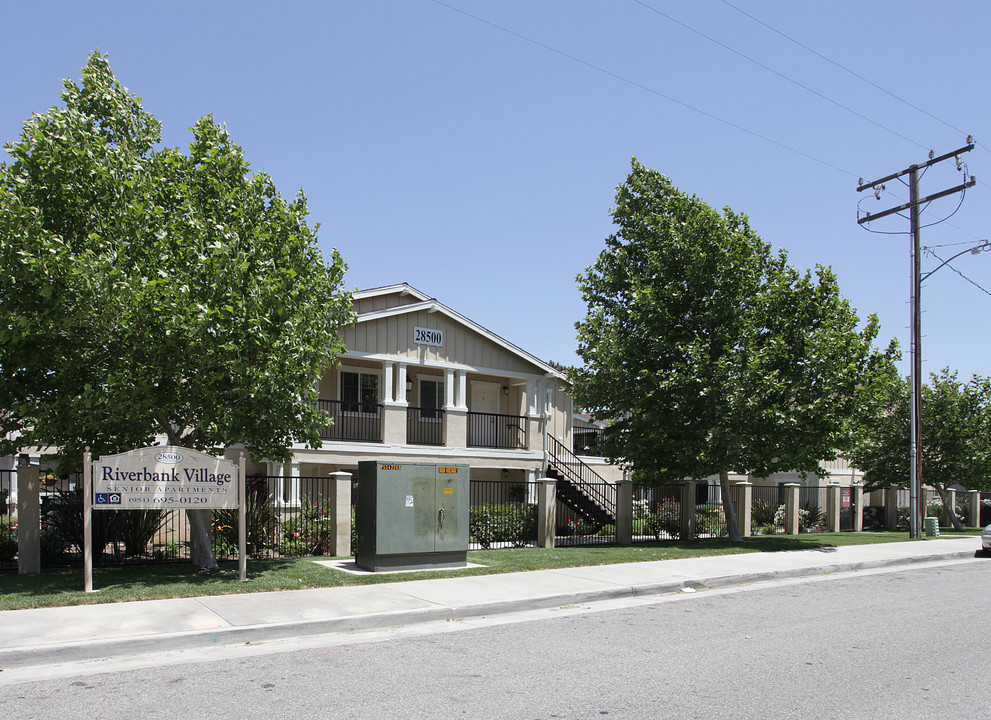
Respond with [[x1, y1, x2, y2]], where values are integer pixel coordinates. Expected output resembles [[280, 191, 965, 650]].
[[547, 436, 616, 527]]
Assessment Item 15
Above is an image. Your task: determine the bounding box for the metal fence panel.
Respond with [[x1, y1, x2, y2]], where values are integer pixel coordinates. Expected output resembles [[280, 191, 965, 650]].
[[631, 484, 682, 542], [469, 479, 538, 550], [751, 484, 782, 535]]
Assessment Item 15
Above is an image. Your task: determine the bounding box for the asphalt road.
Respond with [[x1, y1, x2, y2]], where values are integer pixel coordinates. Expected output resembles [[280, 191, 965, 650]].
[[2, 559, 989, 719]]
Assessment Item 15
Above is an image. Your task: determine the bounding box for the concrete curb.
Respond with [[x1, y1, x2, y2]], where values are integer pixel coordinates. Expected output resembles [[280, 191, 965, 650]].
[[0, 545, 979, 671]]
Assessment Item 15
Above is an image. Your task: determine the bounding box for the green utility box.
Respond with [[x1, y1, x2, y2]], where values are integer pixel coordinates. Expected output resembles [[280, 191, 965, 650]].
[[355, 461, 469, 571], [924, 516, 940, 537]]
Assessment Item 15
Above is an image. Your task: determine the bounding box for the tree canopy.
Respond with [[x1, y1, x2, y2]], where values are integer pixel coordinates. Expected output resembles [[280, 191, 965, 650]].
[[572, 160, 892, 540], [0, 53, 355, 567], [849, 367, 991, 529]]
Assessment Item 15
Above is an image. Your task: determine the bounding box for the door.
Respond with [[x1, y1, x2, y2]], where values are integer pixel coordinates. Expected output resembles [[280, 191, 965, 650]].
[[434, 465, 468, 551], [470, 381, 501, 446]]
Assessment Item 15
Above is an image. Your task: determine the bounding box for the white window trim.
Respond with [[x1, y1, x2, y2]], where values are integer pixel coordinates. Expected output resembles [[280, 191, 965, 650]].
[[416, 376, 445, 422], [338, 366, 382, 416]]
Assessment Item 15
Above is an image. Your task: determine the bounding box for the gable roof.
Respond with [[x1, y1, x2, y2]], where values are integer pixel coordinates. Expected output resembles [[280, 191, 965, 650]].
[[352, 284, 566, 380]]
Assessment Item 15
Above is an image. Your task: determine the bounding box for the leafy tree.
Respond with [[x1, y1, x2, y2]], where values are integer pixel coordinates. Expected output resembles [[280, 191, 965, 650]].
[[572, 160, 891, 541], [0, 53, 355, 570], [850, 368, 991, 529]]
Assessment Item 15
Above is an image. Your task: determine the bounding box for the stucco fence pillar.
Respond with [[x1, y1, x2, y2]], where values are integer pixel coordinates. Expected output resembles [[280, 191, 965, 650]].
[[968, 490, 981, 528], [851, 483, 864, 532], [941, 488, 957, 528], [328, 471, 352, 557], [783, 483, 800, 535], [732, 482, 752, 538], [885, 487, 900, 530], [616, 479, 633, 545], [537, 477, 557, 548], [17, 455, 40, 574], [826, 484, 841, 533], [680, 481, 697, 540]]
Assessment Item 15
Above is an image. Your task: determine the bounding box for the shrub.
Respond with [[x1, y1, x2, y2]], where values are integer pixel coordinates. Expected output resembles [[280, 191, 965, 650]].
[[212, 489, 278, 556], [152, 542, 184, 561], [0, 518, 15, 562], [561, 516, 599, 537], [752, 499, 779, 528], [44, 489, 116, 561], [646, 498, 681, 539], [281, 498, 336, 557], [799, 501, 826, 533], [862, 505, 885, 530], [470, 503, 537, 548], [695, 504, 726, 537], [116, 510, 168, 557]]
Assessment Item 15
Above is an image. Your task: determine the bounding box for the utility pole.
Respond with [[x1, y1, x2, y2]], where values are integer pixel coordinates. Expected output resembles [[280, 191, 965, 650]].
[[857, 140, 976, 539]]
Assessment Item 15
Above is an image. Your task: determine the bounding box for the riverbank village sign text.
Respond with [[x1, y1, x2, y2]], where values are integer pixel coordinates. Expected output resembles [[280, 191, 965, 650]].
[[92, 446, 238, 509]]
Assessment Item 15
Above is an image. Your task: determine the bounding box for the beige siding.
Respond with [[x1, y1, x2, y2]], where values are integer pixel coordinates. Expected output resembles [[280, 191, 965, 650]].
[[352, 290, 423, 316], [344, 312, 536, 375]]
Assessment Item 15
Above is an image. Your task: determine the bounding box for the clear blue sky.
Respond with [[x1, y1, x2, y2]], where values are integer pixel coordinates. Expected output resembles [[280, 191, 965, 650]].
[[3, 1, 989, 379]]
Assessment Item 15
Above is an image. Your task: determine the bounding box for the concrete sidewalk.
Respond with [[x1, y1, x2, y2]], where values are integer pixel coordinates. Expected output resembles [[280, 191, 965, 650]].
[[0, 537, 983, 671]]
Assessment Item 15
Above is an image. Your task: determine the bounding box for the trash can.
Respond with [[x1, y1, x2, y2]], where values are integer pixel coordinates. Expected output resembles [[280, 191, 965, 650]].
[[924, 516, 939, 537]]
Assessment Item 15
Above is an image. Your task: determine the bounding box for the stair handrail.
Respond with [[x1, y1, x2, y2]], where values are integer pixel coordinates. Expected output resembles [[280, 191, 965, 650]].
[[547, 435, 616, 517]]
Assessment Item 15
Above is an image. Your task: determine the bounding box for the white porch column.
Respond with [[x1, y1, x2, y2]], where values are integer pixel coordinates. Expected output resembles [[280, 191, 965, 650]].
[[267, 462, 285, 508], [525, 468, 538, 504], [382, 361, 394, 403], [456, 370, 468, 411], [397, 363, 409, 405], [538, 380, 550, 418], [444, 368, 456, 409], [286, 461, 302, 507], [526, 379, 538, 416]]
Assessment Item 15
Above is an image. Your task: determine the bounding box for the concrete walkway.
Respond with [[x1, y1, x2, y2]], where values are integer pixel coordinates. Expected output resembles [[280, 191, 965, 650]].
[[0, 537, 983, 671]]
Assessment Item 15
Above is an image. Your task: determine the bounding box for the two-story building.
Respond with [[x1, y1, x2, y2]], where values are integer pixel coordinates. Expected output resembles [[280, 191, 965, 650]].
[[254, 284, 611, 511]]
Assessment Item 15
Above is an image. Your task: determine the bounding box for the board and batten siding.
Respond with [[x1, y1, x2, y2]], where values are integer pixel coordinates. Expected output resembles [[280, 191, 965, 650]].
[[344, 312, 536, 376], [353, 291, 422, 316]]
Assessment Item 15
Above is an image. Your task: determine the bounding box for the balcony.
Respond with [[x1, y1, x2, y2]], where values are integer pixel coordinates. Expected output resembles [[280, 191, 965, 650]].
[[407, 406, 444, 445], [317, 399, 530, 451], [317, 399, 382, 443], [573, 427, 603, 457], [467, 412, 527, 450]]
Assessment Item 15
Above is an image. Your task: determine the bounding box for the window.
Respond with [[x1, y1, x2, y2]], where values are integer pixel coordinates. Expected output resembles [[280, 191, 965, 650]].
[[341, 371, 379, 413], [419, 378, 444, 419]]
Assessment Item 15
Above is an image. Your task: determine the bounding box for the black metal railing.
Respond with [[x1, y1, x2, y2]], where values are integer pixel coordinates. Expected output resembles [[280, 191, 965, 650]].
[[572, 427, 603, 456], [547, 435, 616, 522], [317, 399, 382, 442], [469, 479, 539, 550], [467, 412, 527, 449], [407, 406, 444, 445], [0, 469, 14, 572]]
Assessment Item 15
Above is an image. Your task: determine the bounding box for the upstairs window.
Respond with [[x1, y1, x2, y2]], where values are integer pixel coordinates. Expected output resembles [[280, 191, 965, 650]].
[[341, 371, 379, 413]]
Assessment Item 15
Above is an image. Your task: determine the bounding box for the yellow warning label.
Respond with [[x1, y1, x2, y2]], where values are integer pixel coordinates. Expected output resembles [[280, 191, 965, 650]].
[[380, 464, 401, 471], [444, 487, 454, 494], [438, 467, 458, 474]]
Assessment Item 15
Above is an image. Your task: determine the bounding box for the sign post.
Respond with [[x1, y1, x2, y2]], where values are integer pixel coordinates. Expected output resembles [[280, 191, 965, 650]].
[[83, 448, 93, 593], [238, 453, 247, 582]]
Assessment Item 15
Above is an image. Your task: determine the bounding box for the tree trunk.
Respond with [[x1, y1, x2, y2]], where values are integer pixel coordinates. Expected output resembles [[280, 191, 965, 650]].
[[934, 485, 964, 531], [719, 469, 744, 542], [187, 508, 221, 572]]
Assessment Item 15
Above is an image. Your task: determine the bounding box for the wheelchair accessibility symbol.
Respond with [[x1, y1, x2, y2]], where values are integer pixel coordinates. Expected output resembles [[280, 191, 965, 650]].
[[95, 493, 122, 505]]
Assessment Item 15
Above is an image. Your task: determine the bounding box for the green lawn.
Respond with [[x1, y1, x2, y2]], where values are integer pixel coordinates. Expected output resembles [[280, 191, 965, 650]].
[[0, 531, 975, 611]]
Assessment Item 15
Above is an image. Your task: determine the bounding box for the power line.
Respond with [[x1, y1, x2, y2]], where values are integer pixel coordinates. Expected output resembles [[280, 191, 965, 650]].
[[430, 0, 857, 177], [925, 249, 991, 298], [431, 0, 986, 243], [631, 0, 930, 151], [717, 0, 991, 174], [716, 0, 971, 140]]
